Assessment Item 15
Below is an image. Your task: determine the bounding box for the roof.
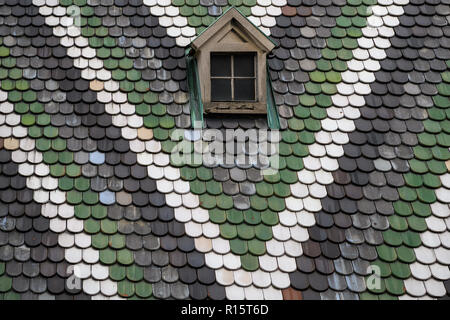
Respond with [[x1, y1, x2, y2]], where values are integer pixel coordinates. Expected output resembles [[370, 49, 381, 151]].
[[0, 0, 449, 301]]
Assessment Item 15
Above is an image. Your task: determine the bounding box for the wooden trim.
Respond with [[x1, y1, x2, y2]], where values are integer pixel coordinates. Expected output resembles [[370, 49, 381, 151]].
[[205, 102, 267, 114]]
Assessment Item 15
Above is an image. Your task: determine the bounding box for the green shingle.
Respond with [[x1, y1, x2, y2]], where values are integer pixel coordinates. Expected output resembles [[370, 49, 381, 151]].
[[240, 254, 259, 271], [377, 245, 397, 263], [390, 262, 411, 279], [66, 190, 82, 205], [411, 201, 431, 217], [99, 248, 116, 265], [403, 173, 423, 188], [409, 159, 428, 174], [127, 265, 144, 282], [101, 219, 118, 235], [248, 239, 266, 255], [0, 275, 12, 293], [256, 182, 274, 197], [267, 196, 286, 212], [109, 234, 126, 249], [243, 210, 261, 225], [388, 215, 408, 232], [43, 151, 58, 165], [209, 209, 226, 224], [92, 233, 108, 249], [199, 194, 216, 209], [393, 201, 412, 217], [255, 224, 273, 241], [117, 249, 134, 265], [230, 238, 248, 255], [220, 223, 237, 239], [216, 195, 233, 210], [92, 205, 107, 219], [383, 229, 403, 247], [227, 209, 244, 224], [135, 281, 152, 298], [402, 231, 421, 248], [84, 218, 101, 234], [74, 177, 89, 191], [407, 216, 427, 232], [273, 182, 291, 198], [396, 246, 416, 263], [110, 265, 127, 281], [118, 280, 135, 298], [237, 224, 255, 240], [427, 159, 447, 174], [385, 277, 405, 296], [250, 196, 268, 211], [370, 260, 391, 278]]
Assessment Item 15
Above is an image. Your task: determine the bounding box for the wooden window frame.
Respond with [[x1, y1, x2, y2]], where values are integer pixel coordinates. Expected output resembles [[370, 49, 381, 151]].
[[210, 53, 257, 102], [201, 47, 266, 114]]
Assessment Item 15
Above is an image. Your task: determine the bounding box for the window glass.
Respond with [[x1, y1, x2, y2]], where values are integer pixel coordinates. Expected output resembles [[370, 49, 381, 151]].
[[234, 54, 254, 77], [234, 79, 255, 101], [211, 79, 232, 101], [211, 55, 231, 77]]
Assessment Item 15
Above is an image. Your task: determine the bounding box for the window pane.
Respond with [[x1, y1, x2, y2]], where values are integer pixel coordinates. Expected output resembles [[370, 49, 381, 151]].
[[211, 79, 232, 101], [234, 79, 255, 101], [234, 54, 255, 77], [211, 54, 231, 77]]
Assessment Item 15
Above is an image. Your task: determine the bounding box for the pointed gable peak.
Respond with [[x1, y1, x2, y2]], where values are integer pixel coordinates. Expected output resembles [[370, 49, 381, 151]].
[[190, 7, 276, 52]]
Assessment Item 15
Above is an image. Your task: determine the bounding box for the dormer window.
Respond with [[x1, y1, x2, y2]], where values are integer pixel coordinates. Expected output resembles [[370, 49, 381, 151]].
[[186, 7, 280, 127]]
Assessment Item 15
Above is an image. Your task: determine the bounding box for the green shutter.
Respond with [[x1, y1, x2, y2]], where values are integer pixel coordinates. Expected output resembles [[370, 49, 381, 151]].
[[266, 65, 280, 130]]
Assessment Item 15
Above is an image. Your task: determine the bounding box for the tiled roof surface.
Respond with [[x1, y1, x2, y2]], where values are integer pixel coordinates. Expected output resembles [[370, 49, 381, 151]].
[[0, 0, 449, 300]]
